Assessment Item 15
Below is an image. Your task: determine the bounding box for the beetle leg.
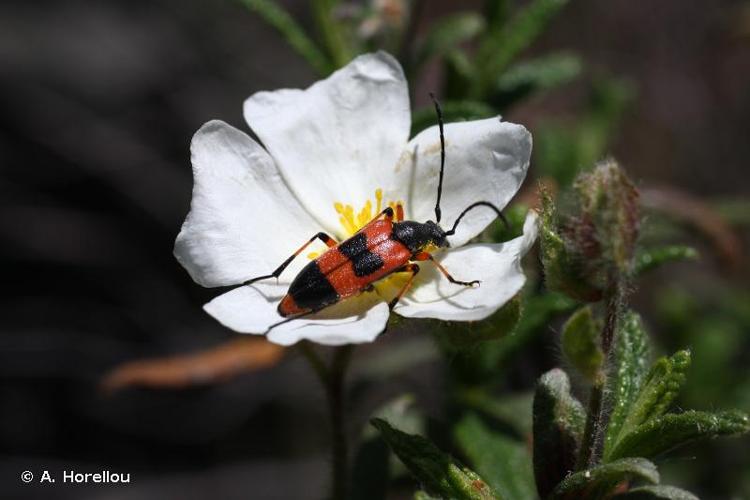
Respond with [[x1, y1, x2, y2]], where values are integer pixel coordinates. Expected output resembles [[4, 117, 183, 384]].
[[243, 232, 338, 286], [411, 251, 480, 287], [387, 263, 420, 311]]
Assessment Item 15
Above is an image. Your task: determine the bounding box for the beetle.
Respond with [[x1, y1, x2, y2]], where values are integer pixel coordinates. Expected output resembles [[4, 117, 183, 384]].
[[243, 95, 508, 331]]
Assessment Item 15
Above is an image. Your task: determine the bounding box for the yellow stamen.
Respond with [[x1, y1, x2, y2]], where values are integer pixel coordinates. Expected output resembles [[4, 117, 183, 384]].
[[310, 189, 409, 269]]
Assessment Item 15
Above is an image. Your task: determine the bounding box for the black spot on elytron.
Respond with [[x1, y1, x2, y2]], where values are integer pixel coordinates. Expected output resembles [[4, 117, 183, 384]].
[[338, 232, 384, 277], [353, 251, 384, 277], [338, 232, 368, 258], [288, 261, 339, 309]]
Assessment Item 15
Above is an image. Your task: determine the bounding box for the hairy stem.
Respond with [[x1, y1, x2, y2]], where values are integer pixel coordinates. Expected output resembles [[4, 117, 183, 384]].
[[577, 285, 622, 469]]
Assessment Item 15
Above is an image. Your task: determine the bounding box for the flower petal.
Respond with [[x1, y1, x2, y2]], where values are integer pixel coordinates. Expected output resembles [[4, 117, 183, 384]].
[[243, 52, 410, 238], [174, 120, 321, 287], [394, 211, 539, 321], [403, 118, 531, 247], [204, 282, 390, 346]]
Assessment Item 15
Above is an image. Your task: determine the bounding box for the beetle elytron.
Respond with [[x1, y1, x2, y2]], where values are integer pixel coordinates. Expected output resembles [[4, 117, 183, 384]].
[[244, 96, 508, 331]]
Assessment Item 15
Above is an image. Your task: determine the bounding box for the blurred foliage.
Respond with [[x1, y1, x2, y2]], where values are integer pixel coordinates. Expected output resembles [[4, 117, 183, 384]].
[[229, 0, 750, 498]]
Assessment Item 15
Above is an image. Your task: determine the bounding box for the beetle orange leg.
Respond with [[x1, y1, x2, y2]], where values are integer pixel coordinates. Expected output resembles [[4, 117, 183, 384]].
[[243, 232, 338, 286], [412, 252, 480, 287], [388, 263, 420, 311]]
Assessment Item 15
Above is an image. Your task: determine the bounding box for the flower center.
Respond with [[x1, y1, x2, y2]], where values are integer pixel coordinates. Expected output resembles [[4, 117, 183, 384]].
[[307, 188, 404, 259], [305, 188, 413, 302]]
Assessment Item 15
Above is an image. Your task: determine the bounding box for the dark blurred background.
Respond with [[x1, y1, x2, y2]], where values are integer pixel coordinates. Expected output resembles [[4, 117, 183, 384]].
[[1, 0, 749, 499]]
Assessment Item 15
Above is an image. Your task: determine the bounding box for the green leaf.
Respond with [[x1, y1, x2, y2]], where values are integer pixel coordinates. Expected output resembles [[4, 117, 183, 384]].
[[614, 485, 699, 500], [497, 52, 582, 92], [615, 350, 691, 445], [413, 492, 441, 500], [561, 306, 604, 382], [416, 12, 485, 68], [493, 52, 582, 106], [311, 0, 351, 68], [454, 414, 536, 500], [482, 291, 577, 371], [532, 369, 586, 498], [550, 458, 660, 500], [607, 410, 750, 461], [372, 418, 500, 500], [491, 204, 529, 242], [457, 390, 533, 439], [634, 246, 699, 275], [605, 311, 651, 456], [237, 0, 332, 75], [411, 100, 496, 136], [446, 291, 577, 385], [438, 296, 522, 349], [474, 0, 569, 96], [484, 0, 510, 30], [354, 395, 425, 498]]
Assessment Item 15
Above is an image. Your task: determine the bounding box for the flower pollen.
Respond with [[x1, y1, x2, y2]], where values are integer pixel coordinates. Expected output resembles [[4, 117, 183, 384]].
[[307, 188, 403, 260]]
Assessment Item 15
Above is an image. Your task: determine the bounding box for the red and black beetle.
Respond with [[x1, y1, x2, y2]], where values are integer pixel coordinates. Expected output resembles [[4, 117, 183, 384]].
[[244, 96, 508, 331]]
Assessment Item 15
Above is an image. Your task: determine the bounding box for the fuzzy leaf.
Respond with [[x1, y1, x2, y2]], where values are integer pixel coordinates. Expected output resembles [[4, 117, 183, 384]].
[[616, 350, 691, 445], [604, 311, 651, 456], [635, 246, 699, 275], [237, 0, 332, 75], [454, 414, 535, 500], [532, 369, 586, 498], [561, 306, 604, 381], [608, 410, 750, 461], [372, 419, 500, 500], [416, 12, 485, 68], [550, 458, 659, 500], [614, 485, 699, 500]]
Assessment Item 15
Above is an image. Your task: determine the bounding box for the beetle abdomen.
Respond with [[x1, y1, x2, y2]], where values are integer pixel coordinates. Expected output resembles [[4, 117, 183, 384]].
[[278, 261, 340, 316]]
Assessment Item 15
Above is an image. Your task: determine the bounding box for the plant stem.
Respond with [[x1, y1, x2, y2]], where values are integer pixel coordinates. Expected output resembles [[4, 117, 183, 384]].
[[577, 285, 622, 469], [328, 345, 353, 500], [298, 342, 354, 500]]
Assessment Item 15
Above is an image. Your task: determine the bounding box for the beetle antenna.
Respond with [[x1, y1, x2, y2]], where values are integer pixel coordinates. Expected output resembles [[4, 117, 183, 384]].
[[430, 93, 445, 224], [444, 201, 509, 236]]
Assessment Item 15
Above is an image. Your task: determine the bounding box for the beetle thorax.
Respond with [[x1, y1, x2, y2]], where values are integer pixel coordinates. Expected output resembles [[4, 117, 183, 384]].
[[391, 220, 448, 253]]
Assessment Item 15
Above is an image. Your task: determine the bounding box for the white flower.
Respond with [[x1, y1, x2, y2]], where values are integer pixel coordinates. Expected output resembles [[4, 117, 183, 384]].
[[174, 51, 537, 346]]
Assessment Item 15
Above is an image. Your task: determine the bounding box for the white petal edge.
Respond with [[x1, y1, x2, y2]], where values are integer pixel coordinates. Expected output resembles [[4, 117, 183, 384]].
[[402, 118, 531, 247], [174, 120, 321, 287], [394, 211, 539, 321], [243, 51, 411, 239], [204, 282, 390, 346]]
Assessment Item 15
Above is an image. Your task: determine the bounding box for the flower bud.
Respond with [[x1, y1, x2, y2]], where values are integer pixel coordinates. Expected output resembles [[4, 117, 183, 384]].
[[540, 160, 640, 301]]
